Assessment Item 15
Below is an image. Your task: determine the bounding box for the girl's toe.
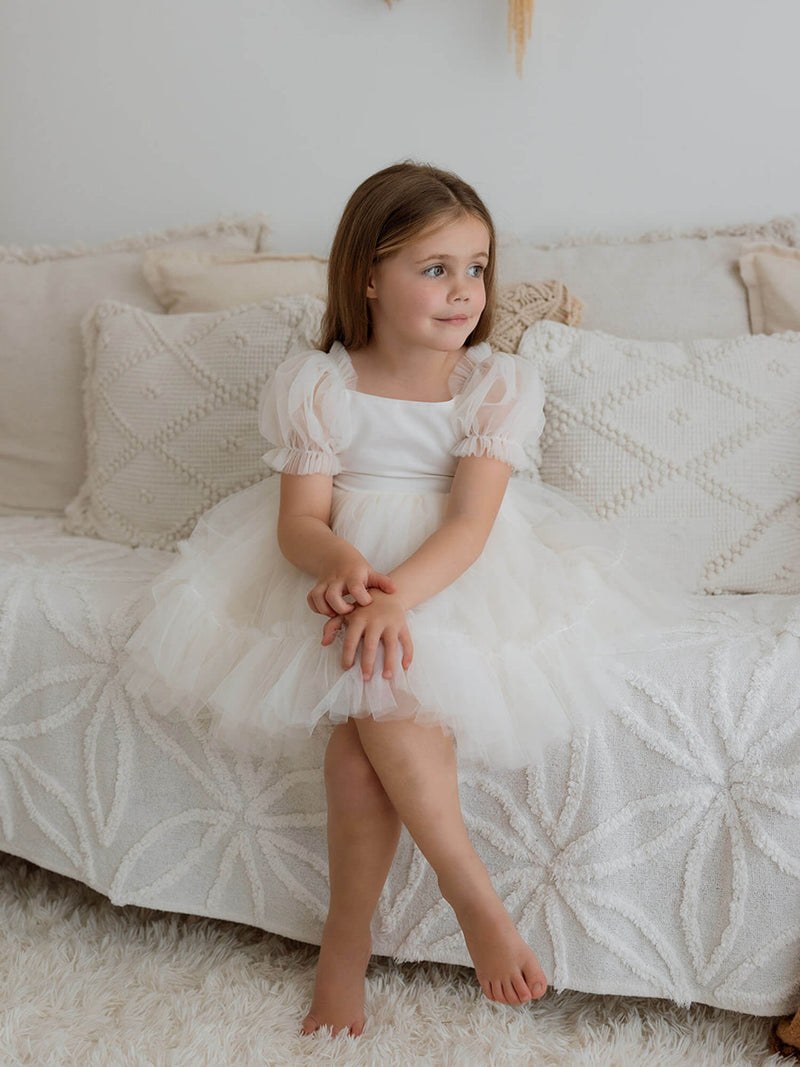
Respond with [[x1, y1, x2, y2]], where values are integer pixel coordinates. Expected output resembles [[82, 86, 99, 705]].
[[501, 979, 521, 1006], [523, 967, 547, 998], [511, 973, 533, 1003]]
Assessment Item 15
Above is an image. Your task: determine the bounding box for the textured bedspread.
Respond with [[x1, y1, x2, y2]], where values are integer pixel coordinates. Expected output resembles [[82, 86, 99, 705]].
[[1, 517, 798, 1015]]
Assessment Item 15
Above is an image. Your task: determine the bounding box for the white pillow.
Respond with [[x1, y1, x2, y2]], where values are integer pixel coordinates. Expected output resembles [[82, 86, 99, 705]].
[[63, 295, 324, 550], [499, 214, 800, 341], [518, 321, 800, 594], [0, 215, 267, 517]]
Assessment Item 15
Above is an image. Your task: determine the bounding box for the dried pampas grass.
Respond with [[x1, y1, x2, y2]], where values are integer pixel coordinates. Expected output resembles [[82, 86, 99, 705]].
[[508, 0, 535, 76], [381, 0, 536, 77]]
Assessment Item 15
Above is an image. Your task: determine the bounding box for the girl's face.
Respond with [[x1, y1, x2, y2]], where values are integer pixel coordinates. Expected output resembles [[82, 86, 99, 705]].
[[366, 213, 490, 357]]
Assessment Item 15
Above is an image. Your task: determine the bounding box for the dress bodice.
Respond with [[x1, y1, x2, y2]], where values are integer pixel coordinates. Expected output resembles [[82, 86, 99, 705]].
[[257, 342, 546, 484], [335, 391, 459, 493]]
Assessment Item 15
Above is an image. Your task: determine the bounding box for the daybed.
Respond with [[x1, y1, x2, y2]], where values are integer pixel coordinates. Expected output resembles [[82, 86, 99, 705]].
[[0, 211, 798, 1018]]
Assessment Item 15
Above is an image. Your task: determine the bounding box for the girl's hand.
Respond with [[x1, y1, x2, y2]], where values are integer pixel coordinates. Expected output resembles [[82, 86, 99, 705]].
[[307, 551, 396, 618], [320, 590, 413, 681]]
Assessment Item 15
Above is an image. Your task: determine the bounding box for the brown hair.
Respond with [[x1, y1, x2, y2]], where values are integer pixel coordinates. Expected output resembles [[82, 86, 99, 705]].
[[318, 162, 496, 352]]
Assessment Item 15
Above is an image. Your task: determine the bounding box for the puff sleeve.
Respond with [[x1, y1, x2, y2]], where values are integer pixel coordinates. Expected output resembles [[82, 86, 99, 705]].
[[258, 349, 354, 475], [450, 345, 545, 472]]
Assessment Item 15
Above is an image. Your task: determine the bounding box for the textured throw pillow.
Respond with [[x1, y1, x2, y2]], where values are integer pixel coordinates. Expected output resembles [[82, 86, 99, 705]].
[[488, 280, 583, 353], [739, 243, 800, 334], [63, 295, 325, 550], [498, 214, 800, 341], [518, 321, 800, 595], [143, 249, 329, 312], [0, 215, 268, 517]]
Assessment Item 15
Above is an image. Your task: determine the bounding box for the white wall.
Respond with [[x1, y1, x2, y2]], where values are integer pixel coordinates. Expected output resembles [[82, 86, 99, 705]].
[[1, 0, 798, 252]]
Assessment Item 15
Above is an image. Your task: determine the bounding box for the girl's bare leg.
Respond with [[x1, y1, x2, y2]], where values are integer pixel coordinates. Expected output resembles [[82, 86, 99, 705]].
[[301, 720, 402, 1037], [354, 715, 548, 1006]]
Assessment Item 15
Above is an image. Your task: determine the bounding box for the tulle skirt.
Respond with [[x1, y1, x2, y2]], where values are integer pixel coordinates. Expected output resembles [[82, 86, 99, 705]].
[[117, 474, 694, 769]]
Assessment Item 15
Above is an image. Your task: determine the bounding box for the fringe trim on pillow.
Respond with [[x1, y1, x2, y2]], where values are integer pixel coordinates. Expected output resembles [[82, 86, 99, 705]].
[[0, 213, 271, 265], [498, 213, 800, 252]]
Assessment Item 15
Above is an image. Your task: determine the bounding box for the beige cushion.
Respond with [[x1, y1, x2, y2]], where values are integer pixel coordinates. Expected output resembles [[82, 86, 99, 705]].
[[739, 243, 800, 334], [499, 214, 800, 341], [143, 249, 329, 313], [519, 321, 800, 595], [63, 295, 325, 550], [0, 216, 268, 518]]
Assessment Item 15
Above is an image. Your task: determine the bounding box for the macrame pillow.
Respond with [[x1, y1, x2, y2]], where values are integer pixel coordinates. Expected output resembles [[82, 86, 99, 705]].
[[488, 280, 583, 353], [518, 321, 800, 594], [63, 295, 325, 550]]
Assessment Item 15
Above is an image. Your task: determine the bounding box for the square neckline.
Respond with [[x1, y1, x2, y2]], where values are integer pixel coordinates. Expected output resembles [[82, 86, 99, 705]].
[[337, 344, 474, 406]]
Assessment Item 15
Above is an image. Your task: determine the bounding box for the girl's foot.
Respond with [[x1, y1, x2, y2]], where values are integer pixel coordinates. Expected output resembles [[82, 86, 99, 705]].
[[301, 917, 373, 1037], [441, 873, 548, 1005]]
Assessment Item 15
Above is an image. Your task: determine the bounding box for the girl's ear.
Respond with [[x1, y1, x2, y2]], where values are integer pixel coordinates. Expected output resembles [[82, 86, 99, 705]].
[[366, 260, 382, 300]]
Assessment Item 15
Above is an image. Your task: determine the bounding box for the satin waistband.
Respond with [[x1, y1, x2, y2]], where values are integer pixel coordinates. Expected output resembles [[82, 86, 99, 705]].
[[333, 471, 453, 494]]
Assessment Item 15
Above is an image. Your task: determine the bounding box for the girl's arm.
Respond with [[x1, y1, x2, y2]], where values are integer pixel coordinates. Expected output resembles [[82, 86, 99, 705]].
[[277, 472, 396, 617], [387, 454, 512, 610]]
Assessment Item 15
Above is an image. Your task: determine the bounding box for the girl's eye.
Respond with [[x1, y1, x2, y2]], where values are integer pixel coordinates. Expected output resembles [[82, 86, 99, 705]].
[[467, 264, 485, 277], [423, 265, 445, 278]]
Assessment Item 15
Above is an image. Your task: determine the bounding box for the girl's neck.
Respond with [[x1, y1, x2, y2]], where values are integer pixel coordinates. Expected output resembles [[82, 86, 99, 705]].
[[347, 340, 465, 402]]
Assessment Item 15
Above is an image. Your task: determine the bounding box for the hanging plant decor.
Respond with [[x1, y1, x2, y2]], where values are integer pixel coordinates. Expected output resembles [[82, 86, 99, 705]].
[[382, 1, 535, 77]]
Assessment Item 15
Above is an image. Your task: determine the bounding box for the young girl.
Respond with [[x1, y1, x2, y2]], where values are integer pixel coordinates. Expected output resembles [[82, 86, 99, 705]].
[[120, 162, 687, 1037]]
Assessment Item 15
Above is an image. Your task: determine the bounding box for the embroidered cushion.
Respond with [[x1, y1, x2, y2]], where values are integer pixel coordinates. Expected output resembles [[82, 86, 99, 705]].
[[519, 321, 800, 594], [63, 295, 325, 550]]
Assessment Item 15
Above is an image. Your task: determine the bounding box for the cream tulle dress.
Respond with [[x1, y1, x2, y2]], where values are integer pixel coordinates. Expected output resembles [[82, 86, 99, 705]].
[[118, 341, 690, 769]]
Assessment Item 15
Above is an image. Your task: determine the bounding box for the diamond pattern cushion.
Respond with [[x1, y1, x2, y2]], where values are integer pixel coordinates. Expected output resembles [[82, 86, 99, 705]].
[[63, 296, 325, 550], [518, 321, 800, 594]]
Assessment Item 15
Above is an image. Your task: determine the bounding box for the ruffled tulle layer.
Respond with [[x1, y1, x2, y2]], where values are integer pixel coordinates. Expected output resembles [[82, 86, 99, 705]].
[[117, 475, 694, 769]]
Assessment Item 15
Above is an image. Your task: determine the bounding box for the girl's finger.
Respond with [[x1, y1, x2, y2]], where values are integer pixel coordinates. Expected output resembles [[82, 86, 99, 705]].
[[382, 633, 398, 679], [360, 628, 381, 681], [309, 586, 335, 617], [349, 582, 373, 607], [400, 626, 414, 669], [321, 615, 344, 646], [342, 623, 364, 671], [369, 572, 397, 595], [325, 583, 352, 616]]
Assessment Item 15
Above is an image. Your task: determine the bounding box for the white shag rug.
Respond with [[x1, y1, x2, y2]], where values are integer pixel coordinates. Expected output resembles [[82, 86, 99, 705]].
[[0, 854, 788, 1067]]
